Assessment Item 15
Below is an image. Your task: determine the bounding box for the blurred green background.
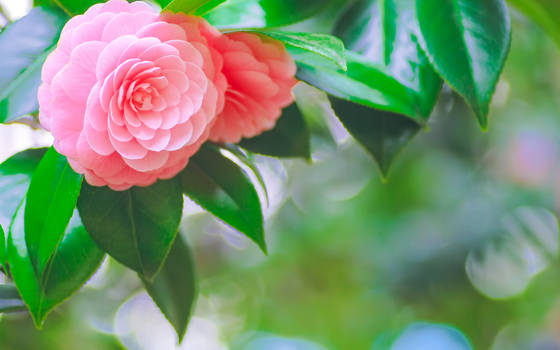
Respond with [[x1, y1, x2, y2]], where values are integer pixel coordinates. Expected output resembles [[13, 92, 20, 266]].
[[2, 0, 560, 349]]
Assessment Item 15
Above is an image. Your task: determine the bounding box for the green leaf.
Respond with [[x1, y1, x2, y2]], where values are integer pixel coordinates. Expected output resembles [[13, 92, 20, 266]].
[[0, 6, 68, 123], [296, 49, 428, 177], [333, 0, 442, 118], [219, 144, 269, 205], [0, 284, 26, 313], [8, 202, 104, 326], [141, 234, 196, 342], [247, 31, 346, 71], [49, 0, 101, 15], [330, 97, 420, 178], [0, 148, 46, 230], [40, 212, 105, 299], [193, 0, 228, 15], [240, 103, 311, 160], [162, 0, 227, 15], [507, 0, 560, 47], [416, 0, 511, 129], [179, 144, 265, 252], [296, 51, 419, 122], [25, 147, 83, 277], [203, 0, 326, 29], [77, 179, 183, 280]]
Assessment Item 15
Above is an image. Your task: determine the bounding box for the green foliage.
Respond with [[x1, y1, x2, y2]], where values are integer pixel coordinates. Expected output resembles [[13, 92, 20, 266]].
[[179, 144, 266, 252], [9, 202, 104, 326], [240, 103, 311, 160], [250, 31, 347, 71], [330, 97, 421, 178], [24, 148, 83, 277], [161, 0, 227, 14], [333, 0, 441, 117], [77, 179, 183, 280], [296, 52, 418, 119], [35, 0, 103, 15], [203, 0, 326, 28], [416, 0, 511, 129], [0, 6, 67, 123], [329, 0, 442, 173], [141, 234, 197, 342], [507, 0, 560, 47], [0, 0, 534, 340]]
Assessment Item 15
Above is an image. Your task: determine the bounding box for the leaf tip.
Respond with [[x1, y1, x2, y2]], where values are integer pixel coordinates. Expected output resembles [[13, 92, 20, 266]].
[[256, 237, 268, 256], [479, 118, 489, 132], [379, 173, 389, 184], [30, 310, 45, 330], [175, 324, 188, 344]]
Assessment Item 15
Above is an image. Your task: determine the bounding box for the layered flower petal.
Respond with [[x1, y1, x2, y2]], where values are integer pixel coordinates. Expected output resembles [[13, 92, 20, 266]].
[[38, 0, 227, 190], [208, 32, 297, 143]]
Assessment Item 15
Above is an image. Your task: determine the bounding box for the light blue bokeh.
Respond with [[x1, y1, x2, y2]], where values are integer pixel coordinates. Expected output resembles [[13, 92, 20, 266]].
[[237, 332, 328, 350], [390, 323, 473, 350]]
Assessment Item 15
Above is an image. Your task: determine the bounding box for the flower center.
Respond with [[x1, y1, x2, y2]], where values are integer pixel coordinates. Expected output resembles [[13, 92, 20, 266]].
[[130, 84, 158, 111]]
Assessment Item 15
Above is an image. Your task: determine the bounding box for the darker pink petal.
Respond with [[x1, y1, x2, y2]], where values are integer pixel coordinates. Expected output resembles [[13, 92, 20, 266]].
[[209, 32, 297, 143]]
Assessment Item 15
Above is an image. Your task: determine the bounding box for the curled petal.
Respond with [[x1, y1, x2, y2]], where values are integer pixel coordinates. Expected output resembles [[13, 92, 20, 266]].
[[137, 129, 171, 152], [108, 118, 133, 142], [167, 122, 194, 151], [136, 22, 186, 42], [96, 35, 137, 81], [110, 136, 148, 160], [123, 150, 170, 172], [101, 11, 156, 42], [86, 124, 115, 156], [166, 40, 203, 67], [138, 110, 163, 129], [163, 70, 189, 93]]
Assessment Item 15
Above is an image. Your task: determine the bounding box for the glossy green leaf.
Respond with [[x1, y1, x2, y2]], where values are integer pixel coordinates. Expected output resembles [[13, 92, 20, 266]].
[[162, 0, 227, 15], [9, 202, 104, 326], [0, 284, 26, 313], [417, 0, 511, 129], [240, 103, 311, 160], [248, 31, 346, 71], [193, 0, 228, 15], [333, 0, 441, 118], [41, 212, 105, 298], [296, 51, 419, 122], [25, 147, 83, 276], [219, 144, 269, 205], [77, 179, 183, 280], [330, 97, 420, 178], [507, 0, 560, 47], [0, 148, 46, 230], [179, 144, 265, 252], [52, 0, 102, 15], [141, 234, 196, 342], [0, 6, 68, 123], [204, 0, 326, 29]]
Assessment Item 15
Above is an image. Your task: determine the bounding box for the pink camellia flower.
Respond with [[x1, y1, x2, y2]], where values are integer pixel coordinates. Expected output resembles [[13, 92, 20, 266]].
[[38, 0, 226, 190], [208, 32, 298, 144]]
